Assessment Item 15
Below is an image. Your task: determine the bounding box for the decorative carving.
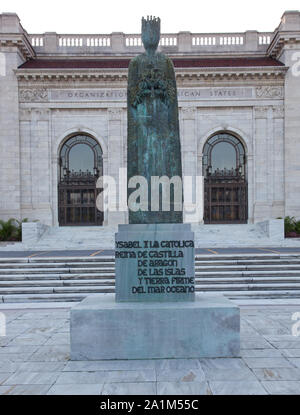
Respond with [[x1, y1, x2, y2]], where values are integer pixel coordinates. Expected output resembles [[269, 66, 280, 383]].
[[181, 107, 196, 119], [19, 109, 31, 121], [255, 86, 283, 99], [254, 106, 269, 118], [272, 106, 284, 118], [108, 108, 123, 120], [129, 68, 176, 108], [19, 88, 48, 102]]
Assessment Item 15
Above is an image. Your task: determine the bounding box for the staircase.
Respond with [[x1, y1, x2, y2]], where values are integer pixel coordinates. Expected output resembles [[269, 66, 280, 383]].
[[1, 254, 300, 303]]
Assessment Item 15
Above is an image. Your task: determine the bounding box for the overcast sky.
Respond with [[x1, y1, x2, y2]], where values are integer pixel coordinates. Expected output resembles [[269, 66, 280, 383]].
[[1, 0, 299, 34]]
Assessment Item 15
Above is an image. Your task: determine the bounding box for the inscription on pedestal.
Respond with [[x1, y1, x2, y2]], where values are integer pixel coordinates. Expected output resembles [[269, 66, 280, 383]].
[[115, 224, 195, 302]]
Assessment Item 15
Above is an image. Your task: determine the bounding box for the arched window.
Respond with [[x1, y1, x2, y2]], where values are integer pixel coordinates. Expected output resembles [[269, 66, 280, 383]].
[[203, 133, 246, 178], [59, 135, 103, 180], [58, 135, 103, 226], [203, 133, 247, 223]]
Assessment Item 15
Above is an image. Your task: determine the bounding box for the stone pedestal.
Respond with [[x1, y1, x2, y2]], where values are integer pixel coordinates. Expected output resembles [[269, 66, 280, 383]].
[[70, 293, 240, 360]]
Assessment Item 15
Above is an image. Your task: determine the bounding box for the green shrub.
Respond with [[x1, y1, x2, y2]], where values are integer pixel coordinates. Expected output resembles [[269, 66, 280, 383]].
[[0, 218, 18, 241], [284, 216, 297, 234], [0, 218, 30, 241], [295, 220, 300, 235]]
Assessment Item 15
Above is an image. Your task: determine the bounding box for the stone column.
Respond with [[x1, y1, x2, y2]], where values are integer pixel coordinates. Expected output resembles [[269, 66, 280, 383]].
[[272, 106, 285, 218], [107, 108, 127, 226], [180, 107, 201, 223], [253, 106, 271, 222], [29, 108, 52, 225]]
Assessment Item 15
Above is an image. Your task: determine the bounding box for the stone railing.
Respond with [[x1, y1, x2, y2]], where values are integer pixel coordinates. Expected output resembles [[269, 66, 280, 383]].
[[29, 30, 273, 55]]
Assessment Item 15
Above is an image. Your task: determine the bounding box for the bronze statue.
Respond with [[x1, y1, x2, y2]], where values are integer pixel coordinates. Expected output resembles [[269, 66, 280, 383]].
[[127, 16, 183, 224]]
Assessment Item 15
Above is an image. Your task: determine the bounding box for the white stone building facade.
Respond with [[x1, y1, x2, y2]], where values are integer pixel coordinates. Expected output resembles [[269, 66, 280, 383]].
[[0, 11, 300, 232]]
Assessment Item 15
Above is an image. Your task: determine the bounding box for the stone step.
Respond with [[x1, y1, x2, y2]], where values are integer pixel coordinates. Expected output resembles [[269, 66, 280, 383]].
[[196, 265, 300, 271], [0, 267, 115, 274], [1, 271, 300, 281], [1, 275, 300, 286], [0, 263, 115, 269], [0, 257, 115, 264], [2, 275, 300, 287], [0, 273, 116, 281], [195, 270, 300, 277], [196, 283, 300, 291], [195, 259, 300, 265], [0, 279, 115, 287], [1, 281, 300, 295], [0, 293, 90, 303], [1, 253, 300, 302], [2, 263, 300, 272], [2, 289, 300, 303], [0, 286, 115, 295], [195, 276, 300, 284]]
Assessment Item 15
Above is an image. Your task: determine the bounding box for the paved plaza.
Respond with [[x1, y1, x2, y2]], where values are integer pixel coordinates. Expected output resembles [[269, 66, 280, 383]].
[[0, 301, 300, 395]]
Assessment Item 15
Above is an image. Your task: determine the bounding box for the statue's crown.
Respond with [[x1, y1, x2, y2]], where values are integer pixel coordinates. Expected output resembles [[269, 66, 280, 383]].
[[142, 16, 160, 33]]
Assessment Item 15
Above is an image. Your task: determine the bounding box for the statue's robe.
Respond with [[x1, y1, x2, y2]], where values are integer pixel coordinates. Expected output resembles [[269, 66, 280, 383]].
[[127, 52, 183, 224]]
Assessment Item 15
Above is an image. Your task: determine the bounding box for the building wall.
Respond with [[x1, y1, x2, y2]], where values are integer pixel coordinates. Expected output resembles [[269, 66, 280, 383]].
[[0, 11, 299, 227], [0, 46, 24, 221], [15, 82, 285, 226]]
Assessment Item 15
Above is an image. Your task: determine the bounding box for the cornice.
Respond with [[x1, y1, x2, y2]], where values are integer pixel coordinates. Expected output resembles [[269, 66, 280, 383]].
[[267, 31, 300, 58], [0, 33, 35, 59], [15, 65, 287, 83]]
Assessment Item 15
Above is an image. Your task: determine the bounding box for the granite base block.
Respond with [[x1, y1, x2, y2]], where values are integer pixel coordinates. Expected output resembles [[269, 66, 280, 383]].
[[115, 223, 195, 302], [70, 294, 240, 360]]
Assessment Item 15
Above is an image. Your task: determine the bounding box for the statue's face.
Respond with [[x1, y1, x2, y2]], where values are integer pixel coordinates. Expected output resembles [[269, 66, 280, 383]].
[[142, 21, 160, 52]]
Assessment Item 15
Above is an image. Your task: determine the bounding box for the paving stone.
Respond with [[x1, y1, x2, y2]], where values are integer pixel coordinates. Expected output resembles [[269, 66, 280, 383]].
[[64, 360, 155, 372], [47, 384, 103, 395], [25, 326, 57, 335], [157, 381, 212, 395], [28, 345, 69, 361], [156, 368, 205, 382], [240, 349, 283, 358], [0, 373, 12, 385], [0, 337, 14, 346], [256, 327, 290, 335], [0, 345, 38, 355], [240, 340, 273, 349], [4, 371, 60, 385], [0, 354, 33, 363], [56, 370, 156, 384], [0, 384, 52, 395], [200, 358, 248, 370], [0, 385, 16, 394], [271, 342, 300, 349], [243, 357, 294, 368], [281, 349, 300, 358], [44, 333, 70, 346], [209, 381, 268, 395], [261, 381, 300, 394], [253, 368, 300, 381], [9, 334, 50, 346], [102, 382, 156, 395], [201, 367, 256, 381], [1, 304, 300, 396], [287, 358, 300, 368], [16, 313, 49, 320], [264, 335, 300, 342], [154, 359, 202, 371], [18, 362, 67, 372], [17, 312, 65, 320], [0, 361, 23, 373]]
